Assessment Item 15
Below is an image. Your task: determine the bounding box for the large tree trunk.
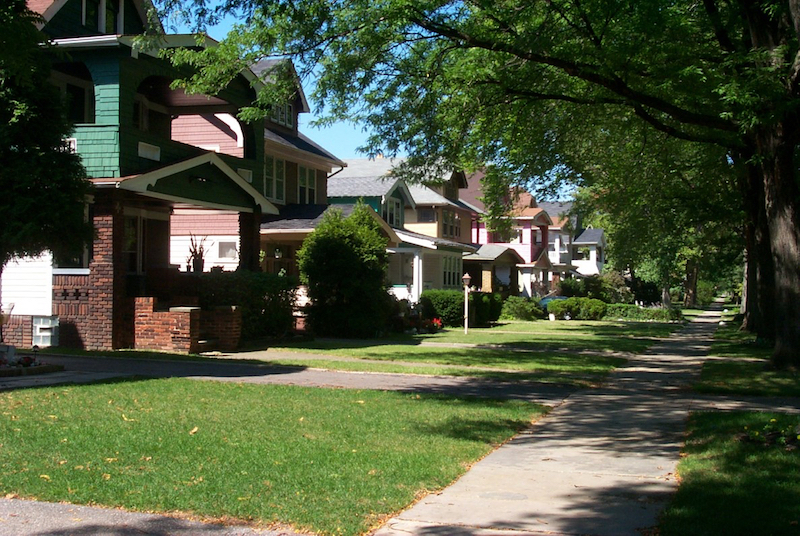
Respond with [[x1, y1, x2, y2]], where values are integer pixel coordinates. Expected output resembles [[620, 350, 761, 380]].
[[756, 127, 800, 368]]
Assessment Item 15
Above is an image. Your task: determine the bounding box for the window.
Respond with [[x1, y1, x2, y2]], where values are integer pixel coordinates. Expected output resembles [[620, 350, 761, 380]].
[[84, 0, 99, 30], [418, 208, 437, 223], [54, 205, 92, 270], [218, 242, 238, 259], [52, 73, 95, 124], [105, 0, 118, 33], [264, 156, 286, 201], [270, 103, 295, 128], [442, 210, 461, 238], [442, 255, 462, 288], [382, 197, 403, 227], [123, 215, 146, 274], [298, 166, 316, 204]]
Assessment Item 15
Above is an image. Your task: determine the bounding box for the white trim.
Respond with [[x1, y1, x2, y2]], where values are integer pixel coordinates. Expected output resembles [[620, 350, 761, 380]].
[[53, 268, 91, 276], [117, 152, 278, 214]]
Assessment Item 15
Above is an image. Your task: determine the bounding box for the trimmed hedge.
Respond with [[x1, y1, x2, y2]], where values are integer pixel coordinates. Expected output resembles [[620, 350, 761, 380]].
[[500, 296, 546, 321], [197, 271, 297, 340], [547, 297, 607, 320], [604, 304, 684, 322], [419, 290, 503, 327]]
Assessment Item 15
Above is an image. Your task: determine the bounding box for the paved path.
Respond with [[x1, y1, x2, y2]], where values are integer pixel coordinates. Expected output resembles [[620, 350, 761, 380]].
[[1, 307, 798, 535], [372, 305, 799, 536]]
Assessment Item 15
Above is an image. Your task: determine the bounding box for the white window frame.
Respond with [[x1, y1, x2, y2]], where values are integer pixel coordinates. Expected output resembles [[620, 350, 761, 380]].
[[264, 156, 286, 202], [298, 166, 316, 204]]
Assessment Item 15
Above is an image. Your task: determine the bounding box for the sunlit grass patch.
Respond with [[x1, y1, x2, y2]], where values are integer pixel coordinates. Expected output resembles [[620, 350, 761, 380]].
[[660, 412, 800, 536], [0, 378, 545, 535]]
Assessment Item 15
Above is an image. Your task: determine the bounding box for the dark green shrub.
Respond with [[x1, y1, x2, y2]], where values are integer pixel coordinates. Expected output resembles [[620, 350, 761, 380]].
[[500, 296, 545, 321], [473, 292, 503, 326], [197, 271, 297, 339], [604, 304, 683, 322], [559, 278, 584, 297], [420, 290, 464, 327], [297, 203, 391, 338], [548, 297, 606, 320]]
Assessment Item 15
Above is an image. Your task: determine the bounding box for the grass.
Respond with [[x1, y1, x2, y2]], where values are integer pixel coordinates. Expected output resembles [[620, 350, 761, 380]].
[[659, 411, 800, 536], [256, 320, 681, 386], [694, 323, 800, 397], [0, 378, 545, 536]]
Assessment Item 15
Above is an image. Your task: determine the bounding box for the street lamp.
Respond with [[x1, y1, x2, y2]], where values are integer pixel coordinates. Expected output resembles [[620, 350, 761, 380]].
[[462, 273, 472, 335]]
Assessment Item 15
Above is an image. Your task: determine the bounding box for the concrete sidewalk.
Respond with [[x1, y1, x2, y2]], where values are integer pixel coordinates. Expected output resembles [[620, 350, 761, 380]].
[[373, 307, 725, 536]]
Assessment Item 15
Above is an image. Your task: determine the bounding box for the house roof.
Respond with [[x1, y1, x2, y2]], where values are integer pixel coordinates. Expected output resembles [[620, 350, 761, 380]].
[[463, 172, 552, 224], [573, 228, 605, 245], [406, 183, 474, 211], [538, 201, 573, 228], [29, 0, 160, 32], [463, 244, 524, 263], [251, 59, 311, 114], [264, 128, 345, 169], [328, 175, 399, 198], [394, 229, 477, 252], [260, 204, 400, 246]]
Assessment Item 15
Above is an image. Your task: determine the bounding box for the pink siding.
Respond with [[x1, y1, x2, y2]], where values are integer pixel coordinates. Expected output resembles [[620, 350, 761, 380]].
[[172, 211, 240, 236], [171, 114, 244, 157]]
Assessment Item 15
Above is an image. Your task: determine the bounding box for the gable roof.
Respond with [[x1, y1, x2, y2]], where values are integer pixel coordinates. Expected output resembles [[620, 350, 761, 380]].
[[29, 0, 160, 32], [260, 203, 400, 246], [251, 59, 310, 114], [538, 201, 573, 228], [573, 228, 605, 245], [394, 228, 477, 252], [264, 129, 344, 169], [463, 244, 524, 264]]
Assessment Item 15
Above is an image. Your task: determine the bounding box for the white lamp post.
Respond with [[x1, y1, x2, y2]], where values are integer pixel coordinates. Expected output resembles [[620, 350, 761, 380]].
[[462, 273, 472, 335]]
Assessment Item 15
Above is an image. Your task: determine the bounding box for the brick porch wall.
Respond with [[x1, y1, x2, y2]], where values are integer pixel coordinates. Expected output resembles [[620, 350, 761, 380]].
[[2, 316, 32, 347], [134, 297, 200, 353], [53, 274, 91, 348], [200, 307, 241, 352]]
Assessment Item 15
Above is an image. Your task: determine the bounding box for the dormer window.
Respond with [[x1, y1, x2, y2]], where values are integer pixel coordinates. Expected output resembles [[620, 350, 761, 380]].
[[83, 0, 121, 34], [270, 103, 294, 128]]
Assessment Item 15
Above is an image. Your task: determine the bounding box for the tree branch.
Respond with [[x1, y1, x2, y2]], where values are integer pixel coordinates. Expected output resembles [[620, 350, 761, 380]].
[[408, 13, 739, 135]]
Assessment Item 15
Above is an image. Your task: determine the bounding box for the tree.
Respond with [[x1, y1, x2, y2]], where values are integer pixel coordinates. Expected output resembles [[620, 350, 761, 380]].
[[296, 203, 391, 338], [0, 1, 92, 282], [157, 0, 800, 367]]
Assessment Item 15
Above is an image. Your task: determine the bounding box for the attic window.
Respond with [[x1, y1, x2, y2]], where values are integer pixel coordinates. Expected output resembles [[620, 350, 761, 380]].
[[270, 103, 294, 128], [84, 0, 99, 31]]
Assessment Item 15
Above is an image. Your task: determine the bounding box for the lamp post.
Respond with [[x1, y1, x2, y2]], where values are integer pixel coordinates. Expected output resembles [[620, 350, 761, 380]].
[[462, 273, 472, 335]]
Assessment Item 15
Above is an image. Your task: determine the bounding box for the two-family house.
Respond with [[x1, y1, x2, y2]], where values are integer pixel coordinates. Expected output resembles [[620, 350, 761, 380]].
[[539, 201, 606, 280], [461, 173, 553, 297], [327, 158, 477, 303], [0, 0, 303, 352]]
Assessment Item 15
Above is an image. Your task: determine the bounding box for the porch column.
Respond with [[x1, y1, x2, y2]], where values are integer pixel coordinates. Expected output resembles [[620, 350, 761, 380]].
[[239, 207, 262, 272], [412, 250, 422, 302]]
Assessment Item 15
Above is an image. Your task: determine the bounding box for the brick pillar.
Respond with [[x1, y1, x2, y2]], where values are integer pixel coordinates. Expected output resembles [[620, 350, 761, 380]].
[[239, 207, 262, 272], [87, 193, 125, 350]]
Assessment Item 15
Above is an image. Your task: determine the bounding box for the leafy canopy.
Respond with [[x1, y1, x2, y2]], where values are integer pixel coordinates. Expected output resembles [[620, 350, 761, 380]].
[[0, 0, 92, 269]]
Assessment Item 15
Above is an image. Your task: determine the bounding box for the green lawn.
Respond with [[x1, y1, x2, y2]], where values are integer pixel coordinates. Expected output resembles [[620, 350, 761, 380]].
[[259, 320, 681, 386], [0, 378, 544, 536], [659, 411, 800, 536], [694, 323, 800, 397]]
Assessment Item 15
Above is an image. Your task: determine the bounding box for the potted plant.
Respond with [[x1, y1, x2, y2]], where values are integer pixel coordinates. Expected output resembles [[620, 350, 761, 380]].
[[187, 234, 207, 273]]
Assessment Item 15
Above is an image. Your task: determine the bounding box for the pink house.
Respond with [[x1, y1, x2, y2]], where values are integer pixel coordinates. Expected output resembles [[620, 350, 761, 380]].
[[462, 172, 554, 297]]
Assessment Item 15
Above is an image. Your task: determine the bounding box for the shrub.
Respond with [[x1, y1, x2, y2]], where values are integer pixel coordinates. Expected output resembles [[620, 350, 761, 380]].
[[197, 271, 297, 339], [559, 278, 584, 297], [473, 292, 504, 326], [297, 203, 391, 338], [547, 297, 606, 320], [420, 290, 464, 327], [500, 296, 545, 321], [604, 304, 683, 322], [696, 280, 716, 306], [420, 290, 503, 327]]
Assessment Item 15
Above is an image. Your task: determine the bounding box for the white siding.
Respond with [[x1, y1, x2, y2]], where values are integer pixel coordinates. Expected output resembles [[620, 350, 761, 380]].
[[170, 235, 240, 272], [1, 254, 53, 316]]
